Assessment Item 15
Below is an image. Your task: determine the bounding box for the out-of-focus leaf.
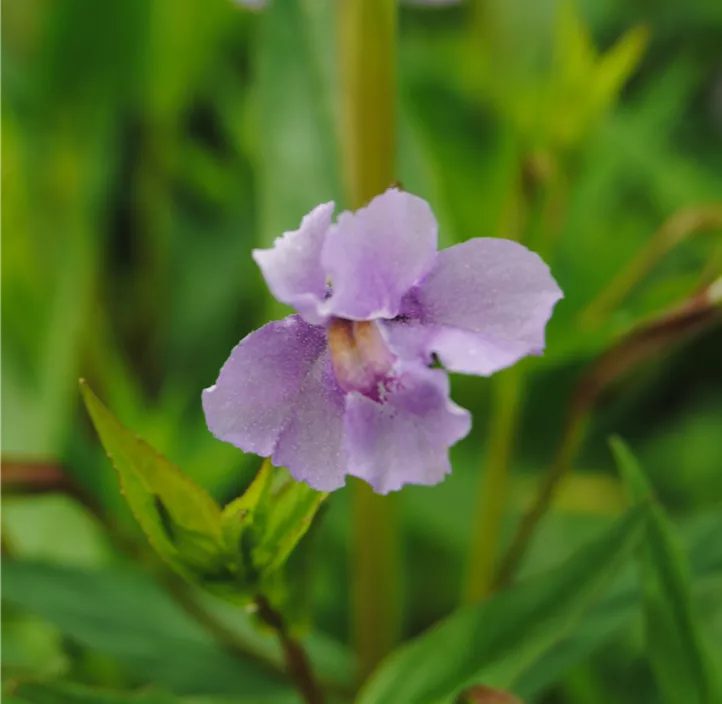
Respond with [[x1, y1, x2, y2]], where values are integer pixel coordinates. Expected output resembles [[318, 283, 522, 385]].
[[142, 0, 235, 123], [589, 26, 648, 120], [357, 506, 648, 704], [515, 506, 722, 698], [611, 437, 721, 704], [4, 680, 299, 704], [5, 680, 176, 704], [546, 2, 648, 149], [1, 494, 110, 567], [1, 562, 291, 698], [80, 382, 227, 582], [456, 684, 524, 703], [1, 611, 68, 680], [256, 0, 340, 248]]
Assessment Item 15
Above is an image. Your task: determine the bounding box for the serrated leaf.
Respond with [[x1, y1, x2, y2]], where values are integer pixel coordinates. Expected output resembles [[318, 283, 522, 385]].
[[357, 505, 648, 704], [221, 460, 275, 559], [611, 437, 721, 704], [221, 462, 326, 585], [80, 381, 226, 581], [254, 474, 327, 575]]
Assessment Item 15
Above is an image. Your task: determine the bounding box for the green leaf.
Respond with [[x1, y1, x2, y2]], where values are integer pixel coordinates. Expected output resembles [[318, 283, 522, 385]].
[[254, 473, 327, 575], [222, 461, 327, 586], [5, 681, 175, 704], [590, 25, 649, 120], [4, 680, 295, 704], [357, 505, 649, 704], [1, 561, 291, 698], [80, 381, 228, 583], [515, 508, 722, 697], [611, 437, 721, 704], [256, 0, 340, 249]]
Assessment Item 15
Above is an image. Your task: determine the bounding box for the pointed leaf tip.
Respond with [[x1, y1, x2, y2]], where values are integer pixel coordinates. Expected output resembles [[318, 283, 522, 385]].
[[81, 381, 228, 587]]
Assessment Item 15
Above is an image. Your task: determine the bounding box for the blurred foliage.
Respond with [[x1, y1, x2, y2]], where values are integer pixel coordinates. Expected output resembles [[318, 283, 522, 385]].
[[2, 0, 722, 702]]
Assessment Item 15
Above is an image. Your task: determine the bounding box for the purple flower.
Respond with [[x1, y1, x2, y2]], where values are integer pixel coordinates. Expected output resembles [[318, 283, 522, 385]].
[[203, 189, 562, 493]]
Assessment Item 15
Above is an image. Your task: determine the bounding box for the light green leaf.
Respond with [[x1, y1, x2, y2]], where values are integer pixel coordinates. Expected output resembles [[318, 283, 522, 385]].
[[221, 460, 275, 560], [357, 505, 648, 704], [254, 472, 327, 575], [590, 26, 649, 119], [80, 381, 227, 582], [1, 561, 291, 698], [611, 437, 721, 704], [222, 461, 327, 585]]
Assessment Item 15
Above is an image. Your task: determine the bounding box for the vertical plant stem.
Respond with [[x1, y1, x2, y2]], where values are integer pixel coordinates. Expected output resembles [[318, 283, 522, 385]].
[[256, 596, 325, 704], [493, 411, 587, 590], [339, 0, 396, 208], [463, 367, 522, 603], [338, 0, 400, 682], [351, 482, 400, 681], [491, 280, 722, 589]]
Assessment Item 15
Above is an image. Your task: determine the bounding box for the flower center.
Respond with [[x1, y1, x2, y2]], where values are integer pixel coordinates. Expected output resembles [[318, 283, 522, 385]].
[[327, 319, 395, 401]]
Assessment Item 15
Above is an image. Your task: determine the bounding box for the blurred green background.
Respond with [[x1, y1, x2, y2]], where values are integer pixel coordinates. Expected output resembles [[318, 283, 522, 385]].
[[2, 0, 722, 702]]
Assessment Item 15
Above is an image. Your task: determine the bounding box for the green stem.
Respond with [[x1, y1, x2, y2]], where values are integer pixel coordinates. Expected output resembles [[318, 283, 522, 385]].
[[351, 481, 400, 681], [463, 367, 522, 603], [338, 0, 400, 682], [492, 411, 588, 590], [339, 0, 396, 208], [580, 206, 722, 327], [255, 596, 325, 704]]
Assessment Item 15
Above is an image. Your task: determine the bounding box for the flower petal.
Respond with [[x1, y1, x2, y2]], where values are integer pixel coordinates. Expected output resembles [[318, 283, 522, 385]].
[[321, 189, 438, 320], [273, 350, 347, 491], [382, 321, 538, 376], [397, 238, 563, 375], [202, 316, 327, 456], [344, 363, 471, 494], [252, 202, 334, 324]]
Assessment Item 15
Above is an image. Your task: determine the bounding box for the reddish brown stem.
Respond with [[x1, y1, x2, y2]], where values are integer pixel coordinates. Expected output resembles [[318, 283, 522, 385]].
[[256, 596, 325, 704]]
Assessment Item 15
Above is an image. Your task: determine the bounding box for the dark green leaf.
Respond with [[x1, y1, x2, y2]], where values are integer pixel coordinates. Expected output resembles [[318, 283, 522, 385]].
[[257, 0, 340, 249], [1, 561, 290, 698], [515, 507, 722, 697], [611, 437, 721, 704], [5, 680, 175, 704], [4, 680, 295, 704], [357, 506, 648, 704]]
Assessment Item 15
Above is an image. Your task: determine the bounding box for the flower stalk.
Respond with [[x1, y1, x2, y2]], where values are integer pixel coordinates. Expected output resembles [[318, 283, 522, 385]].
[[338, 0, 400, 681], [464, 366, 522, 603], [255, 596, 325, 704], [494, 279, 722, 589]]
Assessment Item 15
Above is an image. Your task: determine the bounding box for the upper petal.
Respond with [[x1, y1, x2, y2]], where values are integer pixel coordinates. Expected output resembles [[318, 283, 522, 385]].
[[343, 363, 471, 494], [404, 238, 563, 375], [320, 188, 438, 321], [202, 316, 327, 456], [252, 202, 334, 324]]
